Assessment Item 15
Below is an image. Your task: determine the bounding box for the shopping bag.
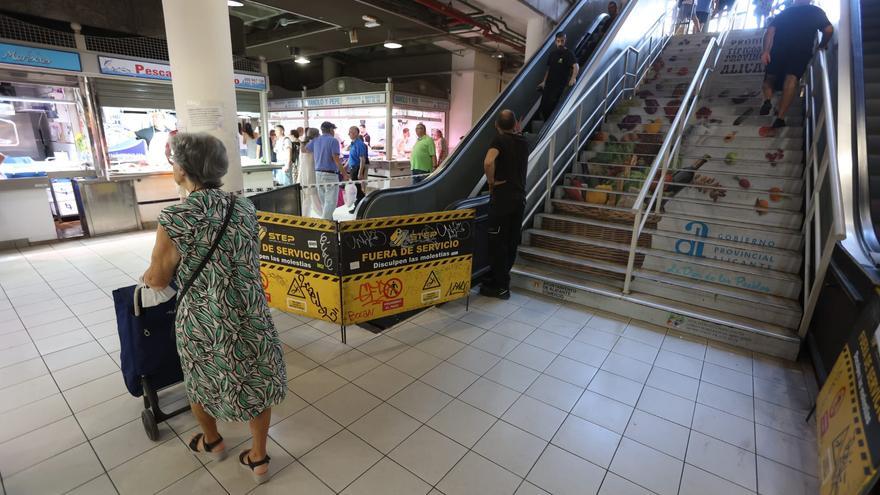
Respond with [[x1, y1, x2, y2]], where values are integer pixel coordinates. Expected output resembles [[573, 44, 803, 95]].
[[344, 182, 357, 206], [113, 285, 183, 397]]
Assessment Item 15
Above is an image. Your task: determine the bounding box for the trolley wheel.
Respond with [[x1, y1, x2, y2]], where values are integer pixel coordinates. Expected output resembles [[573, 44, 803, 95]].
[[142, 409, 160, 441]]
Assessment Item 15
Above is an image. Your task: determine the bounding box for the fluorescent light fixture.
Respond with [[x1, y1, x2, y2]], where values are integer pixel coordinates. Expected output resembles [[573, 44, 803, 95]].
[[227, 1, 244, 6], [362, 15, 381, 28], [294, 54, 310, 64], [492, 51, 504, 59], [383, 31, 402, 49]]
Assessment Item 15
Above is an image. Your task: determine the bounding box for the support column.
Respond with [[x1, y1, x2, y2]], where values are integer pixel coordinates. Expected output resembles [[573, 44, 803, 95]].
[[449, 50, 501, 149], [161, 0, 242, 193], [525, 17, 550, 62], [259, 56, 271, 164]]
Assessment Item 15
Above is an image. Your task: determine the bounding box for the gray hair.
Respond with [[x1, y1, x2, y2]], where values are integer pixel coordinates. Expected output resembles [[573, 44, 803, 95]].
[[301, 127, 320, 145], [169, 132, 228, 188]]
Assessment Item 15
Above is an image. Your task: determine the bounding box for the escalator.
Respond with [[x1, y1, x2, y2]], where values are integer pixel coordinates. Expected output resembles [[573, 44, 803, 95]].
[[857, 0, 880, 252], [357, 0, 670, 223]]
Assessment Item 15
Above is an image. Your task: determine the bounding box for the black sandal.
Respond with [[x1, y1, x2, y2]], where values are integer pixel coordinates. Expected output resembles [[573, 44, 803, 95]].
[[188, 433, 227, 461], [239, 449, 271, 484]]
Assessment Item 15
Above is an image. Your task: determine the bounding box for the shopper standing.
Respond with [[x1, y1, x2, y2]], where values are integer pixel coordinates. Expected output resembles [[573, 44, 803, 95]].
[[538, 33, 579, 121], [395, 127, 411, 159], [144, 133, 286, 484], [298, 128, 322, 217], [410, 123, 437, 184], [359, 125, 371, 148], [306, 122, 349, 220], [433, 129, 449, 165], [273, 125, 293, 186], [695, 0, 712, 31], [346, 126, 369, 212], [760, 0, 833, 128], [481, 110, 528, 300], [289, 129, 301, 184]]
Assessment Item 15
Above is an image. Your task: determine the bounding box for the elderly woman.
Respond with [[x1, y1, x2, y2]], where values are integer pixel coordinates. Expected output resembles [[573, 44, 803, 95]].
[[143, 133, 286, 484]]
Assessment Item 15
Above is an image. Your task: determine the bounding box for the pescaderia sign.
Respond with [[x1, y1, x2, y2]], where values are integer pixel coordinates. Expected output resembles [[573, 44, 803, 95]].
[[97, 56, 267, 90], [257, 209, 474, 328]]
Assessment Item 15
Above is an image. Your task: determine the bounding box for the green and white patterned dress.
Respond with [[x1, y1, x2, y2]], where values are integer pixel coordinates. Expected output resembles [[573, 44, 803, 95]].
[[158, 189, 286, 422]]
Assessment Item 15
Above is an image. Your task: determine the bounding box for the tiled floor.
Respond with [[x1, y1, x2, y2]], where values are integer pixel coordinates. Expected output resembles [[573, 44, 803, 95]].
[[0, 232, 820, 495]]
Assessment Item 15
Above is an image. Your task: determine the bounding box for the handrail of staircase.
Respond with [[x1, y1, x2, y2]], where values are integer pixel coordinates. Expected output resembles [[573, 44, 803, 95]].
[[519, 11, 671, 228], [797, 48, 846, 337], [622, 1, 746, 294]]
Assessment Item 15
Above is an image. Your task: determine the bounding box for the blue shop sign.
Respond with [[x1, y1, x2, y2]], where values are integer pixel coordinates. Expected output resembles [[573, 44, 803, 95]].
[[0, 42, 81, 72]]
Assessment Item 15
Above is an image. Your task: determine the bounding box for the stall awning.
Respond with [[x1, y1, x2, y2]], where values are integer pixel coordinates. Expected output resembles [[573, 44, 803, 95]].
[[94, 78, 261, 112]]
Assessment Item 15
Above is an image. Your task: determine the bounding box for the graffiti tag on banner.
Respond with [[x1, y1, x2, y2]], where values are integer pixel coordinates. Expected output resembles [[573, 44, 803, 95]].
[[339, 210, 475, 324], [257, 212, 341, 323], [816, 321, 880, 495]]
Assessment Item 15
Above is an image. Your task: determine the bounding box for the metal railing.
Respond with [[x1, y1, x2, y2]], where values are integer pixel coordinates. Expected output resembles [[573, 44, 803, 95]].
[[521, 11, 671, 229], [622, 2, 748, 294], [798, 48, 846, 336]]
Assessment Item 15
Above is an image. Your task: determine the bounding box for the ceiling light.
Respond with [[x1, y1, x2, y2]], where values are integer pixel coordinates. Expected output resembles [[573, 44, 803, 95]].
[[384, 31, 402, 49], [289, 46, 310, 65], [362, 15, 381, 28], [227, 1, 244, 7], [349, 29, 359, 44], [492, 51, 504, 59]]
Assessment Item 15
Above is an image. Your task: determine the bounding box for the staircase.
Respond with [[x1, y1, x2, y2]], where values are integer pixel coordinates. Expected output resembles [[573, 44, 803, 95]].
[[512, 30, 807, 359]]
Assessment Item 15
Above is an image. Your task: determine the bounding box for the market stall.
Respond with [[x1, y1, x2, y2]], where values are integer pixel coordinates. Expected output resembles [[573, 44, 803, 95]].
[[268, 77, 449, 190]]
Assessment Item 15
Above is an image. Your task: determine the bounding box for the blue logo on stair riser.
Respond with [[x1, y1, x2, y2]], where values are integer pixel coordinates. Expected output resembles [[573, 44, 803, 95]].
[[664, 262, 772, 293], [675, 221, 708, 258]]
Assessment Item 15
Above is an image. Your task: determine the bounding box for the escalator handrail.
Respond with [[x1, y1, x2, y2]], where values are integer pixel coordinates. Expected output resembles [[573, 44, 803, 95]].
[[356, 0, 594, 219]]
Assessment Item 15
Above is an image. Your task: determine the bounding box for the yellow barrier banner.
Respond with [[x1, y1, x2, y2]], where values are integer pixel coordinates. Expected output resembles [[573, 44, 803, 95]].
[[817, 325, 880, 495], [339, 210, 475, 325], [257, 213, 342, 324]]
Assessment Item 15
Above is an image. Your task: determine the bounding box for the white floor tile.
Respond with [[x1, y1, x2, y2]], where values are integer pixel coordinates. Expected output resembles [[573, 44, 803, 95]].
[[388, 380, 454, 422], [562, 340, 610, 367], [155, 469, 226, 495], [439, 452, 524, 494], [680, 464, 756, 495], [612, 337, 660, 364], [625, 409, 690, 459], [420, 361, 480, 396], [448, 346, 502, 375], [0, 342, 39, 369], [323, 349, 382, 381], [539, 318, 585, 339], [42, 341, 105, 372], [314, 383, 381, 426], [0, 416, 85, 476], [53, 354, 118, 391], [342, 457, 432, 495], [460, 309, 505, 329], [646, 366, 700, 400], [755, 424, 817, 477], [288, 366, 348, 403], [508, 307, 554, 327], [301, 430, 382, 492], [67, 475, 118, 495], [484, 359, 541, 392], [428, 399, 497, 448], [251, 461, 334, 495], [506, 342, 557, 372], [637, 386, 695, 427], [528, 444, 605, 495], [572, 390, 634, 434], [108, 437, 202, 495], [526, 374, 584, 411], [599, 472, 655, 495], [698, 381, 755, 421], [75, 393, 145, 439], [3, 442, 103, 495], [386, 347, 443, 378], [753, 376, 811, 411], [437, 320, 486, 344], [352, 363, 414, 400], [92, 417, 175, 469], [686, 431, 757, 491], [574, 327, 620, 351], [756, 456, 818, 495], [701, 362, 754, 396], [654, 349, 703, 379], [62, 372, 127, 412], [460, 377, 520, 417], [754, 398, 815, 440], [752, 355, 806, 390], [472, 331, 520, 357], [552, 414, 620, 468], [588, 370, 643, 406], [415, 333, 466, 360], [524, 329, 571, 353], [693, 403, 756, 452], [622, 322, 666, 347], [349, 402, 421, 453], [705, 343, 754, 375], [610, 437, 683, 495], [268, 406, 342, 458], [661, 331, 707, 360], [502, 394, 567, 441], [0, 358, 48, 390], [516, 481, 551, 495], [0, 374, 58, 414], [601, 352, 652, 383], [298, 335, 351, 364], [282, 349, 320, 380], [475, 420, 547, 476], [0, 331, 32, 351], [544, 355, 598, 387], [586, 313, 629, 334], [385, 323, 434, 346], [390, 425, 467, 485], [0, 394, 71, 444]]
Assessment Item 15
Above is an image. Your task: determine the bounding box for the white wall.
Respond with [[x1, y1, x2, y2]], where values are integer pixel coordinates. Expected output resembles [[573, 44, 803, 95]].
[[448, 50, 503, 149]]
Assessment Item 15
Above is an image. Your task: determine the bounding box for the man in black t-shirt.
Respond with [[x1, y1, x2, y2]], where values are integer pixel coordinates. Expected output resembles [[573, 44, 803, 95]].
[[760, 0, 833, 127], [481, 109, 528, 300], [538, 33, 579, 121]]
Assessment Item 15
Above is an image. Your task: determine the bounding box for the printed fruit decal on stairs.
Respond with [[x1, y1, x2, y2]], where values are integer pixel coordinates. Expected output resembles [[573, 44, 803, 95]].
[[755, 198, 770, 215], [769, 187, 783, 202], [724, 152, 737, 165]]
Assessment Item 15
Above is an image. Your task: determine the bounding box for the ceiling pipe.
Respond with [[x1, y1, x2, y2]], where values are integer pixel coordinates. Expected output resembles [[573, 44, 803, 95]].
[[411, 0, 525, 52]]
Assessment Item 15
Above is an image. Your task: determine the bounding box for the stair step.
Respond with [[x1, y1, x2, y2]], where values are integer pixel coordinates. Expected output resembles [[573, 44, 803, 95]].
[[510, 259, 801, 359], [516, 246, 802, 329], [578, 157, 803, 179], [584, 147, 803, 165], [588, 133, 802, 151], [569, 165, 804, 192], [535, 212, 803, 272]]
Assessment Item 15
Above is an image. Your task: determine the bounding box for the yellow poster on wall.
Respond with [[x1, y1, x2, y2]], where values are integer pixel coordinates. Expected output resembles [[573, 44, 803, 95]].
[[257, 213, 342, 325], [338, 210, 475, 325], [817, 326, 880, 495]]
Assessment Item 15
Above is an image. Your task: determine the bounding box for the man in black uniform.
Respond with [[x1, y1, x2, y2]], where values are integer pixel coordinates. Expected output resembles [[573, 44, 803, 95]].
[[760, 0, 833, 127], [481, 109, 528, 300], [538, 33, 579, 121]]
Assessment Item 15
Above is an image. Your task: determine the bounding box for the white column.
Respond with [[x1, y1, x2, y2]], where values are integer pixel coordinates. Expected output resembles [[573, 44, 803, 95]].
[[161, 0, 242, 193], [449, 50, 501, 149], [525, 17, 550, 62]]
